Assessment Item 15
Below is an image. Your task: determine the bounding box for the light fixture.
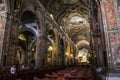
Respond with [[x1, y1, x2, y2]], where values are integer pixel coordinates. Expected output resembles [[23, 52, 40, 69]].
[[66, 52, 68, 56], [18, 34, 26, 41], [70, 54, 73, 57], [50, 14, 54, 19], [48, 45, 53, 51], [60, 26, 63, 30]]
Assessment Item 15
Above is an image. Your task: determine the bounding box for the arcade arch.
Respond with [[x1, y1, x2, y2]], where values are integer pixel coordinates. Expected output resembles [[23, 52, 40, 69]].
[[16, 11, 40, 67], [47, 30, 56, 66]]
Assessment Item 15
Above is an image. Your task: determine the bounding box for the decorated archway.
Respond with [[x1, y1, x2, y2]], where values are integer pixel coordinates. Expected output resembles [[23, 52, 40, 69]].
[[76, 40, 90, 64], [58, 38, 65, 65], [16, 11, 39, 68], [17, 30, 36, 67], [47, 30, 56, 66]]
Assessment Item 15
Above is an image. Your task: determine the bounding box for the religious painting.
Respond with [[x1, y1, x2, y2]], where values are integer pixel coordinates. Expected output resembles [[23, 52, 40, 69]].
[[104, 1, 117, 30], [16, 46, 25, 65], [109, 32, 120, 66]]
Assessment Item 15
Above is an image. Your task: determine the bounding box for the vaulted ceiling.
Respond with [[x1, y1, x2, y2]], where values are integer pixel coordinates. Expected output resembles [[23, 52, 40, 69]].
[[40, 0, 90, 49]]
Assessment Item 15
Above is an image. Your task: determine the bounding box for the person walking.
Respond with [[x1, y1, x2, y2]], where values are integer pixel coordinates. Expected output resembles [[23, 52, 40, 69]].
[[10, 64, 16, 74]]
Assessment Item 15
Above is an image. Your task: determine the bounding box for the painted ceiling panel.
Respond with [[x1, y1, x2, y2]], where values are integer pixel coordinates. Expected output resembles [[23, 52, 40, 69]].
[[39, 0, 90, 48]]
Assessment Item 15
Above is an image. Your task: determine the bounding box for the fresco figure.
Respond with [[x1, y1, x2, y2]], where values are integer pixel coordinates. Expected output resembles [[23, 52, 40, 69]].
[[104, 2, 117, 30]]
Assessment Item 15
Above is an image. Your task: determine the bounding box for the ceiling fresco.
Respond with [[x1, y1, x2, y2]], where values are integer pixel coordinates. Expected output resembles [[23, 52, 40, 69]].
[[40, 0, 90, 49]]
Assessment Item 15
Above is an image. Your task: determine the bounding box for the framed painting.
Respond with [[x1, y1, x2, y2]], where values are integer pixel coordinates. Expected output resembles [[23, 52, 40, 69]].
[[104, 1, 118, 30], [109, 32, 120, 66]]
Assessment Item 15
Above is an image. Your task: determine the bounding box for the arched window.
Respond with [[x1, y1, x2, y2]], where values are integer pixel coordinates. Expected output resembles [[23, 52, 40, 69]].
[[70, 16, 84, 24], [63, 0, 78, 4]]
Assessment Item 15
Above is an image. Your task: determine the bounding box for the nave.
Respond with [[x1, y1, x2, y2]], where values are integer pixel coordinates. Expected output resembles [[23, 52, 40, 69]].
[[1, 0, 120, 79], [41, 65, 93, 80], [0, 64, 97, 80]]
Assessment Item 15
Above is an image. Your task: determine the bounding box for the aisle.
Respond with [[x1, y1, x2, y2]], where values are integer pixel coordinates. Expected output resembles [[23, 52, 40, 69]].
[[38, 65, 93, 80]]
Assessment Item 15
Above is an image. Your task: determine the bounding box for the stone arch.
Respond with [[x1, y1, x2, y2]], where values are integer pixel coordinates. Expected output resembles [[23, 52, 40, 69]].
[[76, 40, 89, 49], [17, 29, 36, 66], [20, 11, 38, 24], [16, 11, 41, 68], [46, 29, 57, 66], [58, 38, 65, 65]]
